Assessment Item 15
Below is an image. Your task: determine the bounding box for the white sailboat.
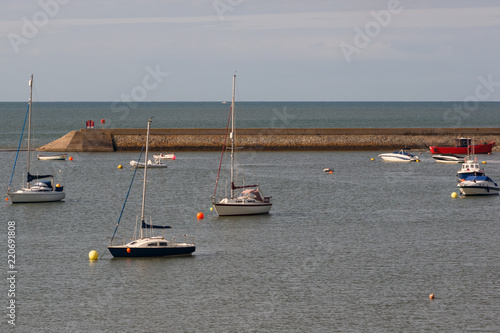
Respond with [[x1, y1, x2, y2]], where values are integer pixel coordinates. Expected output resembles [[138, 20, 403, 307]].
[[6, 75, 65, 203], [108, 118, 195, 257], [212, 75, 272, 216]]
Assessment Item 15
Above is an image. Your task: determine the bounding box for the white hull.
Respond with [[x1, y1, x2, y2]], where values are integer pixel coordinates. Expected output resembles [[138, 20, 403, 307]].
[[213, 200, 272, 216], [37, 154, 67, 160], [432, 154, 464, 163], [459, 186, 499, 196], [8, 190, 65, 203], [378, 154, 416, 162]]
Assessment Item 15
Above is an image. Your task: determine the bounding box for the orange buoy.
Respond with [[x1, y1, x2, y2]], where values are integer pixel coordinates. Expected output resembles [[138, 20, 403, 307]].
[[429, 293, 435, 299], [5, 197, 8, 201], [126, 248, 131, 253], [172, 155, 176, 160], [197, 212, 204, 219], [69, 156, 73, 161]]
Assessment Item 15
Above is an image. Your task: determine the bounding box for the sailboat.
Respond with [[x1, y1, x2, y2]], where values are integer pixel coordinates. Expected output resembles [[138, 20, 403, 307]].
[[6, 75, 65, 203], [108, 118, 195, 257], [212, 75, 272, 216]]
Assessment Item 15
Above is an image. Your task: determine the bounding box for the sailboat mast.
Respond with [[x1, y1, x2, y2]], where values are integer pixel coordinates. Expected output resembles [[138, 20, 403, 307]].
[[230, 74, 236, 199], [140, 118, 151, 238], [26, 74, 33, 189]]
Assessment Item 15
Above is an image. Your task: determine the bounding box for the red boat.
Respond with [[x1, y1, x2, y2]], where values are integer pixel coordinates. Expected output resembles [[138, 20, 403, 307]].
[[429, 138, 495, 154]]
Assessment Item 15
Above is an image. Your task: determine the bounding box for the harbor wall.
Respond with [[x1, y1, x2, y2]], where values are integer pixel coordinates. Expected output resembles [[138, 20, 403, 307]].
[[37, 128, 500, 152]]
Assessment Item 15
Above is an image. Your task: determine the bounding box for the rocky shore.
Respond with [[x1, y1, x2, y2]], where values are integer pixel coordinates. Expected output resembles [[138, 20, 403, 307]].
[[37, 128, 500, 152]]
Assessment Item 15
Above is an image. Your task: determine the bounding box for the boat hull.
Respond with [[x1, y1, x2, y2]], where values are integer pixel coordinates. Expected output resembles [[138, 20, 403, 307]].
[[108, 245, 195, 257], [430, 142, 495, 154], [378, 154, 416, 162], [8, 190, 65, 203], [432, 154, 464, 163], [458, 186, 499, 196], [213, 203, 272, 216], [37, 154, 67, 160]]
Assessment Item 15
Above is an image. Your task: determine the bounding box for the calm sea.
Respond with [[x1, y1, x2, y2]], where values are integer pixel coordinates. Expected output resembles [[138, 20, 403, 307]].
[[0, 101, 499, 149], [1, 102, 500, 331]]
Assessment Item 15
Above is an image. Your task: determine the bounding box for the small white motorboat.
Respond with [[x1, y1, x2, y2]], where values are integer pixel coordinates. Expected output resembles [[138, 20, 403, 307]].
[[458, 175, 499, 196], [432, 154, 464, 163], [37, 153, 67, 161], [152, 153, 176, 160], [130, 158, 168, 168], [378, 148, 419, 162]]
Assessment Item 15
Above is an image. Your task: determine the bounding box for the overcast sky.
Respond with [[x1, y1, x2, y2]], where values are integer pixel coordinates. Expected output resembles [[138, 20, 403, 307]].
[[1, 0, 500, 101]]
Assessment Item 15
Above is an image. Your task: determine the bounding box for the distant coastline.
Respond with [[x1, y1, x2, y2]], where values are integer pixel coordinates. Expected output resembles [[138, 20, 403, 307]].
[[37, 128, 500, 152]]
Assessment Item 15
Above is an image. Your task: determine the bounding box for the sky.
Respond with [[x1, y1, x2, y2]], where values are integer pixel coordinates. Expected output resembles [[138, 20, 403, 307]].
[[1, 0, 500, 102]]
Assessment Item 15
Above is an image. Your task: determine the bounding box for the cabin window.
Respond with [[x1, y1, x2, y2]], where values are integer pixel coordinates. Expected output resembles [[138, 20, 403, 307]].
[[159, 242, 168, 246], [148, 243, 158, 246]]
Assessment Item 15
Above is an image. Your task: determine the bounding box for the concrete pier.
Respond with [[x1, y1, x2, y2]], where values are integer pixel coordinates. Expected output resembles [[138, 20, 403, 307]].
[[36, 128, 500, 152]]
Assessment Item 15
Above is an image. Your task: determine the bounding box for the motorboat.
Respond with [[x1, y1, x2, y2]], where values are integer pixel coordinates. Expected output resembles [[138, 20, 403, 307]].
[[212, 75, 272, 216], [430, 137, 495, 154], [129, 158, 167, 168], [153, 153, 176, 160], [37, 153, 67, 160], [378, 148, 419, 162], [6, 75, 65, 203], [457, 156, 485, 180], [458, 175, 499, 196], [432, 154, 465, 163], [108, 118, 195, 258]]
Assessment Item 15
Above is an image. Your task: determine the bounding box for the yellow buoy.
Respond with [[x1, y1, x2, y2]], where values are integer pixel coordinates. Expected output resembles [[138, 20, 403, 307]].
[[451, 192, 458, 198], [416, 159, 420, 162], [210, 206, 213, 212], [370, 158, 375, 161], [88, 250, 98, 260], [56, 184, 61, 187], [482, 161, 487, 164], [117, 165, 123, 169]]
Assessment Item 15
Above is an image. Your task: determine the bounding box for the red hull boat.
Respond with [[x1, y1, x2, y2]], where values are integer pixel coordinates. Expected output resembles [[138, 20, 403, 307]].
[[429, 138, 495, 154]]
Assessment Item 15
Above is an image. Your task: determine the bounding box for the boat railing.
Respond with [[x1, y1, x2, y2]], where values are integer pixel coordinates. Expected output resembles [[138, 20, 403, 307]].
[[171, 235, 195, 246]]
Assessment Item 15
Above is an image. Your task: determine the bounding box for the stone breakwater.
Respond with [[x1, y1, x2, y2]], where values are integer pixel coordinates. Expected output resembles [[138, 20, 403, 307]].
[[37, 128, 500, 152]]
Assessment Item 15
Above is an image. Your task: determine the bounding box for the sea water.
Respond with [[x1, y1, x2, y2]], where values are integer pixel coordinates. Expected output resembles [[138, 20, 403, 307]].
[[1, 102, 500, 331]]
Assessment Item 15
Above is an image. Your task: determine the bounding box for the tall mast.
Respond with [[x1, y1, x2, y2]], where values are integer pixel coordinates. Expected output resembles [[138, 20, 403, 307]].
[[26, 74, 33, 189], [230, 74, 236, 199], [140, 118, 151, 238]]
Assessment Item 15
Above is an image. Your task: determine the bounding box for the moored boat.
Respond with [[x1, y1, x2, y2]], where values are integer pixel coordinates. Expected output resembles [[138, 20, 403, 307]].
[[108, 118, 195, 258], [153, 152, 176, 160], [212, 75, 272, 216], [432, 154, 465, 163], [129, 158, 168, 168], [378, 148, 419, 162], [37, 153, 67, 160], [458, 175, 499, 196], [430, 138, 495, 154], [6, 75, 65, 203]]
